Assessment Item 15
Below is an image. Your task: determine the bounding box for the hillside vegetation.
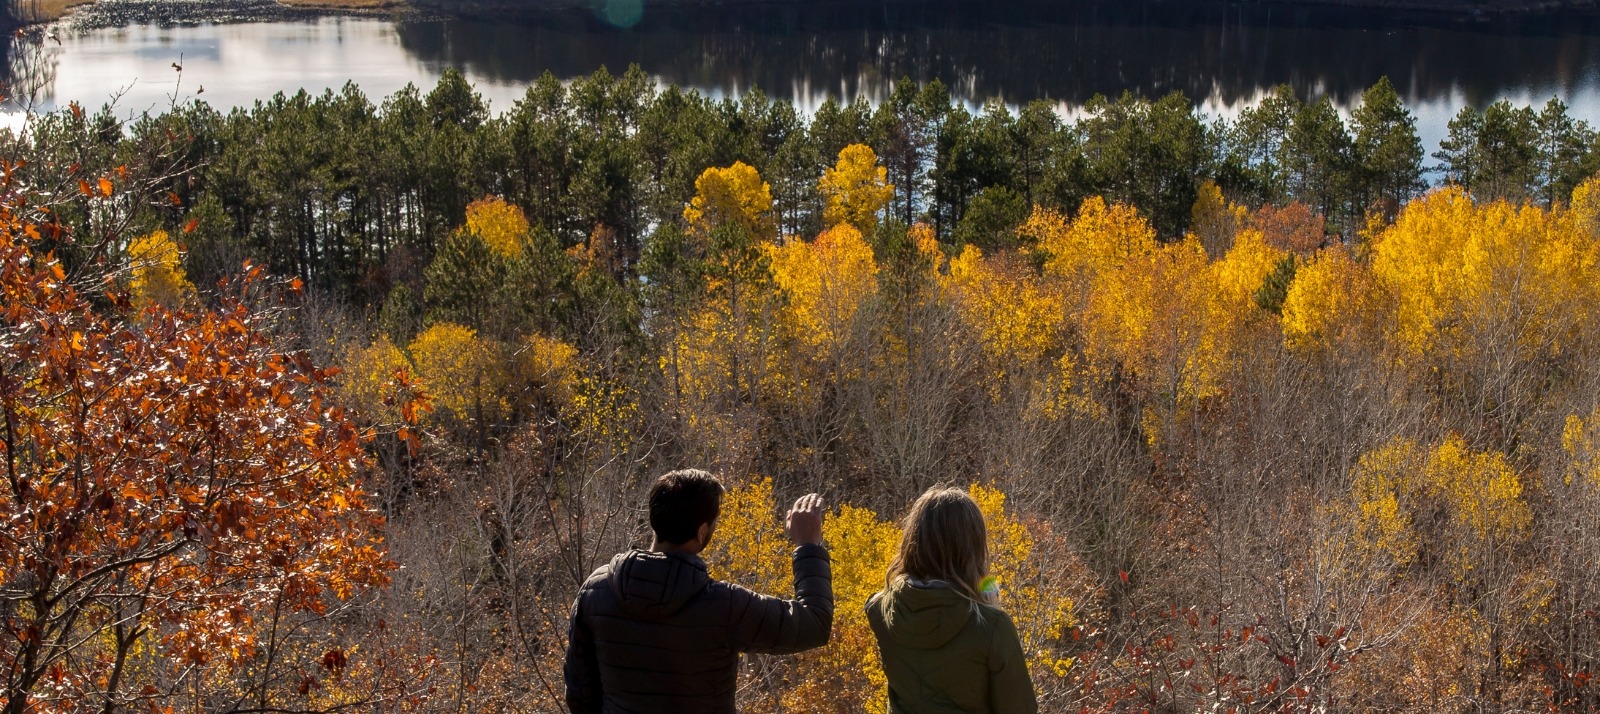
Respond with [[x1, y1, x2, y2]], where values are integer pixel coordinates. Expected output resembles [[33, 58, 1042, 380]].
[[3, 68, 1600, 712]]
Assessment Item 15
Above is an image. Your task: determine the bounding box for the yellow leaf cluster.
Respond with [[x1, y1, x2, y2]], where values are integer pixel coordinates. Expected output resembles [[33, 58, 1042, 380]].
[[766, 223, 881, 353], [1561, 409, 1600, 488], [1212, 229, 1285, 312], [338, 335, 413, 425], [518, 333, 579, 403], [1351, 435, 1531, 574], [564, 374, 639, 446], [790, 502, 901, 713], [664, 298, 792, 408], [819, 144, 894, 234], [947, 245, 1066, 380], [704, 477, 790, 593], [1082, 236, 1220, 400], [463, 195, 531, 260], [1281, 246, 1387, 352], [684, 161, 775, 241], [407, 322, 508, 423], [127, 229, 195, 310], [1189, 179, 1248, 258], [1426, 435, 1530, 543], [1029, 198, 1157, 308], [1207, 227, 1287, 357]]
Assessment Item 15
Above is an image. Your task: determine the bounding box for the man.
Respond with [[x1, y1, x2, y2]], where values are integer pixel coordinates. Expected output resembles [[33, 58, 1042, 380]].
[[564, 469, 833, 713]]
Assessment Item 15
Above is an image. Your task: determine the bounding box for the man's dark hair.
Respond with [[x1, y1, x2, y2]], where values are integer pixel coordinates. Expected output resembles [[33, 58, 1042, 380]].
[[648, 469, 725, 544]]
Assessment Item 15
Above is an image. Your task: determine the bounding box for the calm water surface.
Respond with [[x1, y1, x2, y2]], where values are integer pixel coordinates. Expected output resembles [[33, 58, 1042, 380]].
[[14, 0, 1600, 157]]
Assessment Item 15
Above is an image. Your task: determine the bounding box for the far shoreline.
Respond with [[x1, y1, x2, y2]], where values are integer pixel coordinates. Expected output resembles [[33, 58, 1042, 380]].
[[10, 0, 1600, 31]]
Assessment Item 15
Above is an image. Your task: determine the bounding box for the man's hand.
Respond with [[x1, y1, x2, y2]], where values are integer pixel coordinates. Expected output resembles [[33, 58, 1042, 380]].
[[785, 493, 826, 546]]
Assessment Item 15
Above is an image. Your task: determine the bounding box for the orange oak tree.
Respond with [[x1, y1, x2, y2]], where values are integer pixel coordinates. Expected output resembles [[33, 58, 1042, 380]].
[[0, 168, 397, 712]]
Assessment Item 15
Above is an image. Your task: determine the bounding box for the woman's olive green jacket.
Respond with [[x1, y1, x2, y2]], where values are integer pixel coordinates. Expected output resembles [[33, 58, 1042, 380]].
[[866, 582, 1038, 714]]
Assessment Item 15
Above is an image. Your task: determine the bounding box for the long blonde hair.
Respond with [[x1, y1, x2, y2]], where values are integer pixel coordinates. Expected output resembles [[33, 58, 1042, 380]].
[[881, 487, 989, 621]]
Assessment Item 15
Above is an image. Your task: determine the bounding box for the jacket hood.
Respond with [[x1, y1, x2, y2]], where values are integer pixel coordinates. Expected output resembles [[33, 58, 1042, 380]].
[[607, 549, 712, 619], [874, 582, 977, 650]]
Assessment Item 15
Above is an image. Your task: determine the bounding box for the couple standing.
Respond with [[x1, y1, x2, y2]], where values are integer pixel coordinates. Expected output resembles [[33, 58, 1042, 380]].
[[564, 469, 1037, 713]]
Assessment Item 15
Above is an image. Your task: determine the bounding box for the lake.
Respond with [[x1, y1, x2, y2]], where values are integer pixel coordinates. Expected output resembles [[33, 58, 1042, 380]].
[[14, 0, 1600, 158]]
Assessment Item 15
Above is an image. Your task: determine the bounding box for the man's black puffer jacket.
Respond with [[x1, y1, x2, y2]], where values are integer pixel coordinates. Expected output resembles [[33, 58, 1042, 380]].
[[564, 544, 833, 714]]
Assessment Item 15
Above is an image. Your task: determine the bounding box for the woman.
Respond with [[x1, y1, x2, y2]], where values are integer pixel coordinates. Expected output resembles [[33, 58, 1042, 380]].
[[866, 487, 1038, 713]]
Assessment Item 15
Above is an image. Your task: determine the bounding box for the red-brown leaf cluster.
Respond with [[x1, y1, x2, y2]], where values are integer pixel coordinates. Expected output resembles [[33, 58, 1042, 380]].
[[0, 165, 394, 711]]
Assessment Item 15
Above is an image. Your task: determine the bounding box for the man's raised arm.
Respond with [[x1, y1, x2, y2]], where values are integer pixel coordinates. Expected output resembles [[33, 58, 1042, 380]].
[[727, 493, 834, 654]]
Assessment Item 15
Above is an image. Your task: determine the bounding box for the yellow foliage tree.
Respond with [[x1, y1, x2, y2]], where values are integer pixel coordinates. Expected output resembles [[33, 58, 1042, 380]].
[[408, 322, 508, 424], [664, 296, 789, 405], [946, 245, 1066, 380], [1189, 179, 1248, 259], [338, 335, 415, 426], [463, 195, 532, 260], [1561, 408, 1600, 488], [819, 144, 895, 234], [518, 333, 580, 404], [127, 229, 195, 310], [1208, 227, 1287, 357], [684, 161, 776, 242], [564, 374, 640, 448], [1027, 198, 1158, 312], [765, 223, 881, 354], [1281, 246, 1388, 353], [1081, 235, 1219, 402]]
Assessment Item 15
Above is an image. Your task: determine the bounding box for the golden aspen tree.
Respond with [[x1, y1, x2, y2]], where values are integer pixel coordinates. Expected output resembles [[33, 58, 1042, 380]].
[[1280, 246, 1388, 353], [126, 229, 196, 310], [407, 322, 509, 424], [1213, 229, 1286, 317], [945, 244, 1067, 384], [1344, 434, 1539, 709], [1371, 187, 1600, 443], [684, 161, 776, 242], [1372, 187, 1599, 360], [1081, 235, 1217, 402], [1562, 408, 1600, 488], [1189, 179, 1247, 258], [339, 335, 416, 426], [518, 333, 579, 404], [672, 163, 781, 432], [1027, 197, 1158, 312], [819, 143, 895, 234], [463, 195, 532, 259], [765, 223, 880, 353], [1352, 435, 1530, 574]]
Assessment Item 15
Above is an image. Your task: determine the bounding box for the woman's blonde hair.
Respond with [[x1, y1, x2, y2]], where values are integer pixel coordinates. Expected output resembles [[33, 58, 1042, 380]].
[[882, 487, 989, 619]]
